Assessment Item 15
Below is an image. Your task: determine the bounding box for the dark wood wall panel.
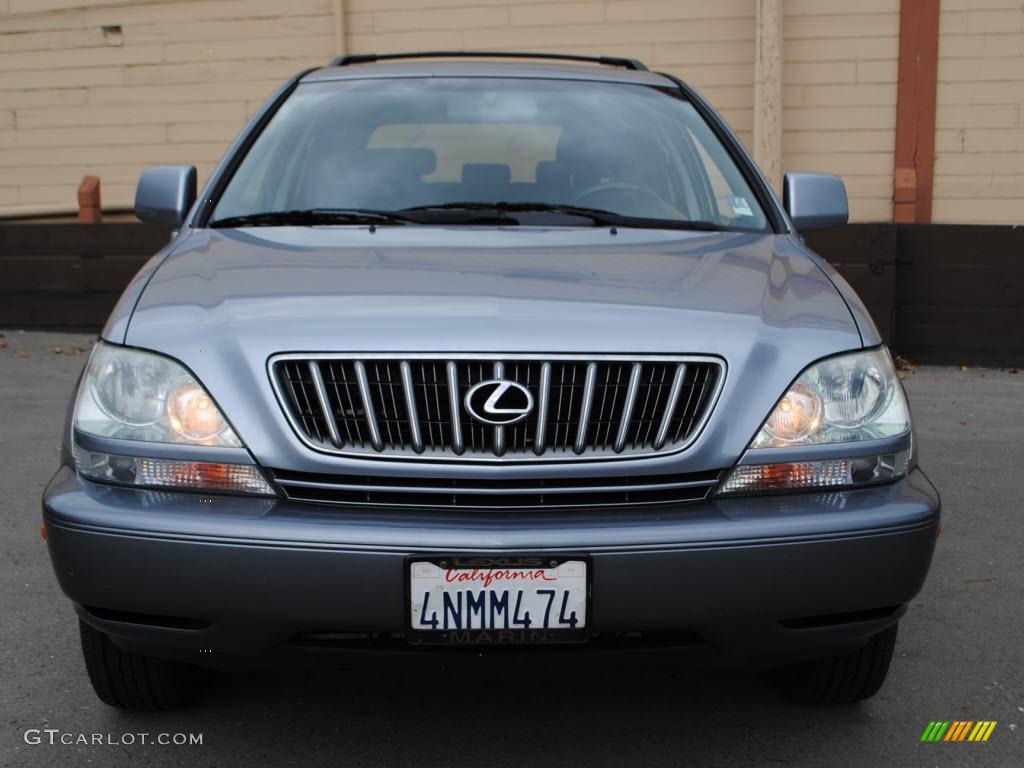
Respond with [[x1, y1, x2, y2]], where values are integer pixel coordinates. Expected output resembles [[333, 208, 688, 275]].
[[893, 225, 1023, 365], [0, 224, 167, 332], [806, 223, 1024, 366], [803, 224, 897, 344]]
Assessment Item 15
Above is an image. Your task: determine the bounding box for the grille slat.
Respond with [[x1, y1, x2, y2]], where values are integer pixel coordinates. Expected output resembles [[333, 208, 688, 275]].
[[493, 361, 507, 457], [446, 361, 464, 455], [574, 362, 598, 454], [308, 361, 343, 448], [399, 361, 424, 454], [272, 355, 722, 461], [655, 363, 687, 450], [323, 362, 360, 447], [283, 361, 326, 443], [353, 361, 383, 451], [614, 363, 643, 453], [534, 362, 551, 455], [672, 364, 714, 445]]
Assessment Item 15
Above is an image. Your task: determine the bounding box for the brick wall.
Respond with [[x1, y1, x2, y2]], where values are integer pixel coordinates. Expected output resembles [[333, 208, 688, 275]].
[[1, 0, 1022, 225]]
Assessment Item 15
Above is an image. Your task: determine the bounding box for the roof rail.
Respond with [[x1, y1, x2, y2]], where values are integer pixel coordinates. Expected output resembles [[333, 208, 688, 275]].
[[329, 51, 648, 72]]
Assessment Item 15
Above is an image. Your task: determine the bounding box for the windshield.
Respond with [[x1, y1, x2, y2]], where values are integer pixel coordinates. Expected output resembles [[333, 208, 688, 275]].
[[211, 77, 770, 232]]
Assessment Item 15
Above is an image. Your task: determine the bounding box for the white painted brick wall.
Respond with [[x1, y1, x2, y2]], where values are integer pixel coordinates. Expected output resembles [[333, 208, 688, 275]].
[[934, 0, 1024, 224], [0, 0, 335, 213], [0, 0, 1020, 224], [781, 0, 900, 222]]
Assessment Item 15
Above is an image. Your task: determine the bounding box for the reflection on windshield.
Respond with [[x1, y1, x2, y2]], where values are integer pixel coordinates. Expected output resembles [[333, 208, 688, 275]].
[[212, 78, 769, 232]]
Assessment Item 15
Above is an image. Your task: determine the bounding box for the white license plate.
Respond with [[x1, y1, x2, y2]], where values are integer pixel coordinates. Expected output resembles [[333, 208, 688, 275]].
[[409, 559, 588, 633]]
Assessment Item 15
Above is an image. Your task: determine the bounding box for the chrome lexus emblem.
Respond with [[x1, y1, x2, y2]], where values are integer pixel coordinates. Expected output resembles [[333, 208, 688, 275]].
[[464, 379, 534, 426]]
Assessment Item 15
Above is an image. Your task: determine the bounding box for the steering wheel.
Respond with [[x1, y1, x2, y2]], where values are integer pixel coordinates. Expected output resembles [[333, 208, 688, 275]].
[[572, 181, 683, 219]]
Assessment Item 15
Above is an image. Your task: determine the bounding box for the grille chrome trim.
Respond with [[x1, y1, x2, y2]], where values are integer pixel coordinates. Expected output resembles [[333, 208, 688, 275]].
[[655, 363, 688, 450], [492, 361, 507, 457], [399, 361, 424, 454], [534, 362, 552, 456], [276, 475, 718, 496], [615, 363, 644, 453], [271, 467, 722, 509], [270, 353, 725, 463], [353, 361, 383, 451], [308, 361, 343, 448], [446, 361, 464, 455], [574, 362, 598, 455]]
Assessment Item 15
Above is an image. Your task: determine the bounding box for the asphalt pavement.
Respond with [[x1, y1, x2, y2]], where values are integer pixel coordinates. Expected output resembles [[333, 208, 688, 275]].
[[1, 330, 1021, 768]]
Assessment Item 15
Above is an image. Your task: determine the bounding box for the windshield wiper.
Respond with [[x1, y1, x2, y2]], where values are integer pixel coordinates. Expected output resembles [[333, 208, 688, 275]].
[[399, 201, 727, 231], [209, 209, 414, 228], [209, 203, 730, 231]]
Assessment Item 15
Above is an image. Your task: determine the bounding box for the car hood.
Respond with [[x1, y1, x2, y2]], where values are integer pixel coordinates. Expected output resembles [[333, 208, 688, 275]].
[[122, 226, 862, 474]]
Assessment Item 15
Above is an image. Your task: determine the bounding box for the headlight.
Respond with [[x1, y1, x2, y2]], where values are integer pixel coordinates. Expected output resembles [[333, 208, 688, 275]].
[[75, 343, 241, 447], [750, 348, 909, 448], [717, 348, 911, 497], [72, 343, 274, 496]]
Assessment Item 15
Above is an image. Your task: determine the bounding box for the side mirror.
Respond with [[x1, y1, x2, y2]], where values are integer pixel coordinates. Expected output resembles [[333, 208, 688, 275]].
[[134, 165, 197, 228], [783, 172, 848, 231]]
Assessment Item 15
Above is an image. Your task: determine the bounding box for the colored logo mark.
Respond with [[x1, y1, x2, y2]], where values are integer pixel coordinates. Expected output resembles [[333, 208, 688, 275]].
[[921, 721, 997, 742]]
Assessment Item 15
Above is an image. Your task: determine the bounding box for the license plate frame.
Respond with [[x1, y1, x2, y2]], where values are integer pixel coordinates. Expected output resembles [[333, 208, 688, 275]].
[[405, 554, 592, 646]]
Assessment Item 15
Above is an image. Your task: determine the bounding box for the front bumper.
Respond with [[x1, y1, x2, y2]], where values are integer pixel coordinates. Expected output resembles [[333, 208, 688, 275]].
[[42, 465, 940, 668]]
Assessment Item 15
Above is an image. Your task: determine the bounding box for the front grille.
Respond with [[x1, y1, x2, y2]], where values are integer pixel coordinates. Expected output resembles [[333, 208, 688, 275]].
[[270, 354, 723, 461], [270, 468, 722, 509]]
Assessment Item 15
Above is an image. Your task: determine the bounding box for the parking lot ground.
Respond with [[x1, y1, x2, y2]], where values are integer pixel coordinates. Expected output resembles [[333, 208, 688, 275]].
[[1, 331, 1022, 768]]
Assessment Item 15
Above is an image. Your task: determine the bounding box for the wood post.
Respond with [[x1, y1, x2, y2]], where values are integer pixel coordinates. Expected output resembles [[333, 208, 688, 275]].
[[77, 176, 102, 223], [893, 0, 940, 223], [332, 0, 347, 57], [754, 0, 784, 193]]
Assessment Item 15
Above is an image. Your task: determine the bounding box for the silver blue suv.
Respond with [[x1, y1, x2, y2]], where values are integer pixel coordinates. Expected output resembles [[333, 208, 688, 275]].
[[43, 52, 940, 709]]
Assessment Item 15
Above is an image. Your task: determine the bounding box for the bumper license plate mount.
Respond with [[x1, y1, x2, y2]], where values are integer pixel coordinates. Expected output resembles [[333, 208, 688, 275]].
[[405, 554, 591, 646]]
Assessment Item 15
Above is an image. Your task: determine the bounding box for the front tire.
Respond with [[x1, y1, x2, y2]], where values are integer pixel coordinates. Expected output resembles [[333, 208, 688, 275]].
[[769, 623, 898, 705], [79, 619, 209, 710]]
